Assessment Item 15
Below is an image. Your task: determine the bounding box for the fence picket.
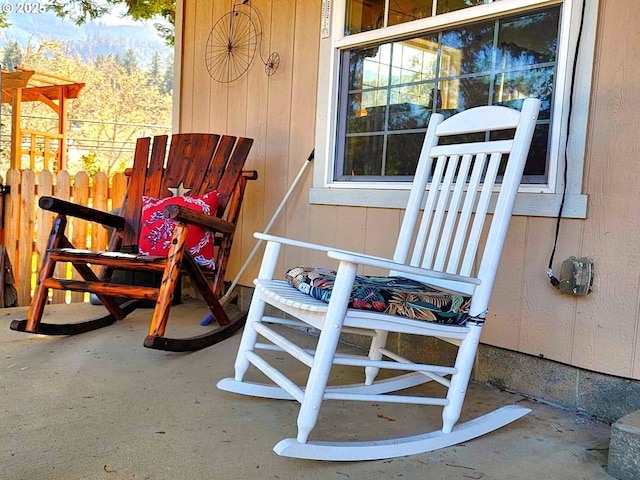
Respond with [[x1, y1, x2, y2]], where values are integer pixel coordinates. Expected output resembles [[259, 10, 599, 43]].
[[36, 171, 54, 306], [5, 170, 21, 304], [36, 170, 54, 267], [18, 170, 36, 306], [111, 172, 127, 210], [70, 172, 90, 303], [52, 171, 71, 304], [92, 173, 109, 256]]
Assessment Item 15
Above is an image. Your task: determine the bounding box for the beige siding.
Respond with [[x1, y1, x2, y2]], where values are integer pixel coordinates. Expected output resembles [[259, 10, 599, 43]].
[[178, 0, 640, 379], [573, 0, 640, 378]]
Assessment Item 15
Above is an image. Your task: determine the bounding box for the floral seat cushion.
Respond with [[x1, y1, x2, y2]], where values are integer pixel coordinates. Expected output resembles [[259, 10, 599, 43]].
[[285, 266, 471, 325]]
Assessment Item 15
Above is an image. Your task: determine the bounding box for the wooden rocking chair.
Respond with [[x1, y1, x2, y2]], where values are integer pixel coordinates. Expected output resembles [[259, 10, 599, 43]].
[[217, 99, 541, 460], [10, 133, 256, 352]]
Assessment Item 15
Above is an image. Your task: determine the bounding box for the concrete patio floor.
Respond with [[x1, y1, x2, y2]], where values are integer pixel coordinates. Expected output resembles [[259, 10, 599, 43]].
[[1, 300, 613, 480]]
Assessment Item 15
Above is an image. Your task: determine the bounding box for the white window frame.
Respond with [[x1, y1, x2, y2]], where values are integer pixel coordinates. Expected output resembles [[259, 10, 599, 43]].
[[310, 0, 598, 218]]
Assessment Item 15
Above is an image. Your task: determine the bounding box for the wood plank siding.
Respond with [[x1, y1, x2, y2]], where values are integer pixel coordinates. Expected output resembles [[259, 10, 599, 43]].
[[177, 0, 640, 380]]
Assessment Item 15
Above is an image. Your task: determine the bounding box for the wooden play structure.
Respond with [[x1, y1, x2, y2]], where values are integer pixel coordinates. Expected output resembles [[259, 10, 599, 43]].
[[1, 67, 85, 171]]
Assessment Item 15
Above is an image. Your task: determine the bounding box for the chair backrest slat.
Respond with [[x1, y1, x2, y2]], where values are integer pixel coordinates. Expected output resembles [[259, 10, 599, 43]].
[[390, 98, 541, 316], [161, 133, 220, 197], [408, 156, 446, 267], [459, 151, 502, 277], [446, 152, 486, 274], [197, 135, 236, 196], [214, 137, 254, 216], [433, 153, 473, 272], [422, 154, 459, 269], [121, 136, 152, 247], [144, 135, 169, 198]]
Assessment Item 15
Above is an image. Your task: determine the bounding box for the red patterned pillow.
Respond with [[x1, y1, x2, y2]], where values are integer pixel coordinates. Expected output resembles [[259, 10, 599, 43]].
[[138, 191, 219, 269]]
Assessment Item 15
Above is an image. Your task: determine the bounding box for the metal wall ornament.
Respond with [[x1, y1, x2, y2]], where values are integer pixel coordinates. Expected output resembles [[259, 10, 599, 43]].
[[205, 0, 280, 84]]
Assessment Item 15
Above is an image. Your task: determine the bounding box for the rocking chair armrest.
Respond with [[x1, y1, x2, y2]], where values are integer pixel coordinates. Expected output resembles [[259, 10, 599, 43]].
[[163, 204, 235, 235], [39, 196, 125, 230], [253, 232, 458, 274], [327, 250, 482, 286], [254, 233, 480, 287], [254, 233, 335, 253], [254, 233, 392, 261]]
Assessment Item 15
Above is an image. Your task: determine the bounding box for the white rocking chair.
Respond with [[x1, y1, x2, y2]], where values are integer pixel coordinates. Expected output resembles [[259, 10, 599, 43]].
[[218, 98, 541, 461]]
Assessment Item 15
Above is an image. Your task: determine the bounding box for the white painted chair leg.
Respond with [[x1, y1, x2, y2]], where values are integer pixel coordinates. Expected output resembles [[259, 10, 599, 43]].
[[233, 240, 282, 381], [442, 323, 482, 433], [295, 262, 357, 444], [232, 290, 267, 381], [365, 329, 389, 385]]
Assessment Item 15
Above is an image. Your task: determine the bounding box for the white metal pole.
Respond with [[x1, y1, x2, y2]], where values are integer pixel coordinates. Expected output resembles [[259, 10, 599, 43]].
[[219, 150, 314, 306]]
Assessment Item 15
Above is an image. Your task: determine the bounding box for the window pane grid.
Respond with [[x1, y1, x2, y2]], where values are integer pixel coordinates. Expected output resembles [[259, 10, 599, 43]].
[[337, 5, 560, 182]]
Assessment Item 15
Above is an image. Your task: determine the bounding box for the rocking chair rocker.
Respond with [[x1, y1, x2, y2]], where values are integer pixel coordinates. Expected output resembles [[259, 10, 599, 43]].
[[10, 133, 256, 352], [217, 99, 541, 460]]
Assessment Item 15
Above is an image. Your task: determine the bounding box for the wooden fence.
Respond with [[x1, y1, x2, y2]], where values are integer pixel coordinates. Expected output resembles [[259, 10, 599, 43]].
[[0, 169, 129, 306]]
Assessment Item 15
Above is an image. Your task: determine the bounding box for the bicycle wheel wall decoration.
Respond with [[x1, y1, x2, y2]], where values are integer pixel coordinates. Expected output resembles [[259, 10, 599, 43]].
[[206, 1, 280, 83]]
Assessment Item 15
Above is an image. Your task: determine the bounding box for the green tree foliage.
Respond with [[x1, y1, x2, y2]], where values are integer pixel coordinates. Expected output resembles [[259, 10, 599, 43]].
[[49, 0, 176, 45], [161, 52, 174, 94], [1, 41, 23, 70], [80, 152, 104, 177], [147, 51, 162, 86], [146, 51, 173, 94], [0, 41, 172, 175], [121, 48, 139, 74]]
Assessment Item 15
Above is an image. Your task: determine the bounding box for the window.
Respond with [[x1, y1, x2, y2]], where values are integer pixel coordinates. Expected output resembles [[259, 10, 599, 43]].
[[338, 7, 559, 183], [311, 0, 598, 218]]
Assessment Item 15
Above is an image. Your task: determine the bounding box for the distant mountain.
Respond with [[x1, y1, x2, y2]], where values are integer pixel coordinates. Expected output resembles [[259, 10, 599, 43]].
[[0, 10, 172, 67]]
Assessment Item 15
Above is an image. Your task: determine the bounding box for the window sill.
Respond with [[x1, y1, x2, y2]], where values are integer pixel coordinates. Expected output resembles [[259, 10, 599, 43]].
[[309, 188, 588, 219]]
